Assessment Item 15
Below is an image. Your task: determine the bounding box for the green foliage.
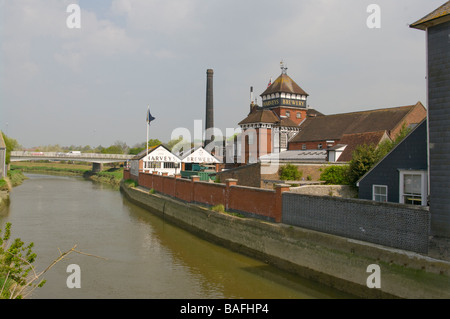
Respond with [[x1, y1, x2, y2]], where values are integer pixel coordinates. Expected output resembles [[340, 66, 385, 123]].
[[2, 133, 20, 165], [124, 179, 138, 187], [101, 145, 124, 154], [345, 124, 412, 186], [211, 204, 225, 213], [7, 169, 28, 187], [0, 223, 44, 299], [147, 139, 162, 148], [320, 165, 351, 185], [128, 147, 145, 155], [11, 165, 89, 176], [279, 164, 302, 181], [347, 144, 380, 185], [0, 179, 7, 191]]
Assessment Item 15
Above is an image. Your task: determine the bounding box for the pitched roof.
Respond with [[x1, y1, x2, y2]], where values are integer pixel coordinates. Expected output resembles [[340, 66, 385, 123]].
[[260, 73, 308, 97], [238, 108, 279, 125], [259, 150, 327, 163], [356, 119, 427, 186], [239, 106, 323, 127], [410, 1, 450, 30], [336, 131, 390, 162], [290, 102, 425, 143], [132, 144, 176, 160]]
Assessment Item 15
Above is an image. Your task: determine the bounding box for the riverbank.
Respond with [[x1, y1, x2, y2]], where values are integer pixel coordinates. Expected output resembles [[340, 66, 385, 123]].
[[120, 180, 450, 299], [10, 162, 123, 187], [0, 169, 27, 210]]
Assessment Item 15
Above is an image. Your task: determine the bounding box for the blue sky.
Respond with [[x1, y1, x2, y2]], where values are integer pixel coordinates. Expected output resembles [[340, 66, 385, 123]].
[[0, 0, 444, 148]]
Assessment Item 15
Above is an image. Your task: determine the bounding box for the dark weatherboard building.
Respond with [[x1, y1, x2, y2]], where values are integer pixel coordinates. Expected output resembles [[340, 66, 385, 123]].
[[357, 119, 428, 206], [411, 1, 450, 237]]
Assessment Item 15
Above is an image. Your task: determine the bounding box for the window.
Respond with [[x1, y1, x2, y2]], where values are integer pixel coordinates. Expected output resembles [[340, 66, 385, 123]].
[[318, 143, 323, 150], [302, 144, 306, 150], [285, 111, 290, 117], [373, 185, 388, 202], [150, 162, 162, 169], [296, 112, 302, 119], [399, 170, 428, 206], [164, 162, 179, 169]]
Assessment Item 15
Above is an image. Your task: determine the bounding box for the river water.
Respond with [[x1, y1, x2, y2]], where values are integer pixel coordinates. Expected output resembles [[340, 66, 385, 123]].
[[0, 173, 353, 299]]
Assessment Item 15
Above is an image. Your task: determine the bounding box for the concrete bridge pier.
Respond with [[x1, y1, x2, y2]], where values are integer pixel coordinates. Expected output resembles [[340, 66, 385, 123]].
[[92, 162, 103, 173]]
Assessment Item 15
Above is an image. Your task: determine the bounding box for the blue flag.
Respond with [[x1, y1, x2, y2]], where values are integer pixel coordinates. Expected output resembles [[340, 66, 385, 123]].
[[147, 107, 156, 124]]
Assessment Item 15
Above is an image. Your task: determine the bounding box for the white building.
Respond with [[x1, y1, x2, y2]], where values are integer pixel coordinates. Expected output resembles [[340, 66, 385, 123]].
[[130, 145, 181, 176]]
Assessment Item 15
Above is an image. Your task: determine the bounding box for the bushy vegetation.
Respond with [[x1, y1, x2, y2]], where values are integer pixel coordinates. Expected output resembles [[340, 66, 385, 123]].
[[320, 165, 351, 185], [279, 164, 302, 181], [321, 124, 412, 186], [0, 223, 44, 299], [0, 179, 7, 191], [7, 169, 28, 187]]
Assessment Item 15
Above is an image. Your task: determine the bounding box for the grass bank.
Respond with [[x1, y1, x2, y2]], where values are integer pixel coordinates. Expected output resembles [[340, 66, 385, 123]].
[[10, 162, 124, 187]]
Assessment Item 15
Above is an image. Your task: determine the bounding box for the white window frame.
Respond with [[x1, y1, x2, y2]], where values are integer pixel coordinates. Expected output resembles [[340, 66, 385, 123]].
[[399, 170, 428, 206], [372, 184, 388, 202]]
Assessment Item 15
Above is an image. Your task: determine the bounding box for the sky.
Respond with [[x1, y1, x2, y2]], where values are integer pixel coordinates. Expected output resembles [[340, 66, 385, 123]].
[[0, 0, 444, 148]]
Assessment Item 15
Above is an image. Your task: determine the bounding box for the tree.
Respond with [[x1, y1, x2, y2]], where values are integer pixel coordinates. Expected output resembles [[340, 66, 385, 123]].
[[101, 145, 124, 154], [1, 133, 20, 165], [347, 124, 412, 186], [147, 139, 162, 148], [320, 165, 351, 185], [1, 222, 41, 299], [347, 144, 380, 185], [1, 222, 104, 299], [279, 163, 302, 181]]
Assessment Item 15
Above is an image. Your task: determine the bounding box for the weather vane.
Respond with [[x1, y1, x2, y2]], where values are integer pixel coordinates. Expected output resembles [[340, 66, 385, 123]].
[[280, 60, 288, 74]]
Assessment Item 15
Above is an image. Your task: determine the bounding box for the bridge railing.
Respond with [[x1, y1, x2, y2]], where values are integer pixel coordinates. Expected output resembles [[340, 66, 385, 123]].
[[11, 151, 134, 160]]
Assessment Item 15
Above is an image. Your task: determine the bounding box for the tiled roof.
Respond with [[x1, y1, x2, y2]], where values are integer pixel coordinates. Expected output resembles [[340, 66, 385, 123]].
[[289, 102, 425, 143], [260, 73, 308, 96], [336, 131, 390, 162], [132, 145, 165, 160], [238, 108, 280, 125], [239, 106, 323, 127], [410, 1, 450, 30], [259, 150, 327, 162]]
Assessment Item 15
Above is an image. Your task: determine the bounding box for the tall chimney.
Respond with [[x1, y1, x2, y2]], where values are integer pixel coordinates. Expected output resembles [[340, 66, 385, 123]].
[[205, 69, 214, 146]]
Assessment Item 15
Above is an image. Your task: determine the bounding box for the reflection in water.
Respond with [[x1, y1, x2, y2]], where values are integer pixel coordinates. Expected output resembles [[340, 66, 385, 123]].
[[0, 173, 353, 299]]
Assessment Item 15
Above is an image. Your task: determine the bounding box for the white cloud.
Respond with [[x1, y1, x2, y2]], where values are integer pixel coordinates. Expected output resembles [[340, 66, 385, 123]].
[[110, 0, 203, 35]]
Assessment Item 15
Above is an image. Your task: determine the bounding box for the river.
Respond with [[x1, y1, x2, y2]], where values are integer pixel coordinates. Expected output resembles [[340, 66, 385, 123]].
[[0, 173, 354, 299]]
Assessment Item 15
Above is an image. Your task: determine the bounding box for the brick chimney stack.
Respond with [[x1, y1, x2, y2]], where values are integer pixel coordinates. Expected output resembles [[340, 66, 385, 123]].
[[205, 69, 214, 146]]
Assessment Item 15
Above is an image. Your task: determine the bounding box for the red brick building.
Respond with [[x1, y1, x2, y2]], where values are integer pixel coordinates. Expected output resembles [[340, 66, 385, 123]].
[[288, 102, 427, 161], [238, 64, 322, 163]]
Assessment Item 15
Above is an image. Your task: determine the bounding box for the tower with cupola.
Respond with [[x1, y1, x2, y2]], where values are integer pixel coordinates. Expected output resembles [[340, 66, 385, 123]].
[[238, 63, 311, 163]]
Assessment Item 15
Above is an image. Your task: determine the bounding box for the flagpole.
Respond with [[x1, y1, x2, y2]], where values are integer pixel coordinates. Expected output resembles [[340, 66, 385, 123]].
[[146, 106, 149, 172]]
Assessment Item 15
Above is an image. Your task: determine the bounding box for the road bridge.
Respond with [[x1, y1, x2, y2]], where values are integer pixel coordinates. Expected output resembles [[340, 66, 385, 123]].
[[10, 151, 134, 172]]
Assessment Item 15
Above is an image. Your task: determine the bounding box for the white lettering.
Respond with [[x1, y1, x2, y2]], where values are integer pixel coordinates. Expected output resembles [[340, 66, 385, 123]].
[[66, 264, 81, 288], [366, 4, 381, 29], [66, 4, 81, 29], [366, 264, 381, 288]]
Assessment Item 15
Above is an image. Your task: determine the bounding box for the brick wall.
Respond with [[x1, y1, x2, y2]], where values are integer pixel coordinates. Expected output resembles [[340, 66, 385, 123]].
[[126, 170, 289, 222], [282, 192, 430, 253], [214, 163, 261, 187], [289, 141, 330, 150]]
